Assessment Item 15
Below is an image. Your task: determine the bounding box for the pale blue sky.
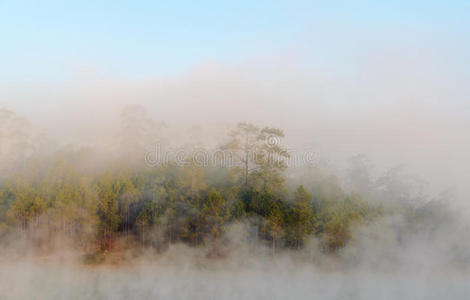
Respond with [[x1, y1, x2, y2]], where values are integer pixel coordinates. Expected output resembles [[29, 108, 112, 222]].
[[1, 0, 469, 84]]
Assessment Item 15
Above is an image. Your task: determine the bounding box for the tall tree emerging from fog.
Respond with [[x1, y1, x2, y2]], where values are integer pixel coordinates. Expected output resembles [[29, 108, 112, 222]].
[[222, 122, 289, 186], [222, 123, 259, 186]]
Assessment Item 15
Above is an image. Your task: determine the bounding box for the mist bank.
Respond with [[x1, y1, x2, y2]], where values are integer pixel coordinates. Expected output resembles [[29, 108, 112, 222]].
[[0, 225, 469, 300], [1, 260, 468, 300], [0, 106, 469, 299], [0, 107, 468, 265], [2, 52, 469, 203], [1, 204, 469, 299]]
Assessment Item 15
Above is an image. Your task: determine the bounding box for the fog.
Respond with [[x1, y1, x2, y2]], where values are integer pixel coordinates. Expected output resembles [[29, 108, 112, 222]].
[[1, 51, 469, 298], [1, 260, 468, 300], [2, 50, 469, 202], [1, 214, 469, 300], [1, 49, 469, 300], [1, 2, 470, 299]]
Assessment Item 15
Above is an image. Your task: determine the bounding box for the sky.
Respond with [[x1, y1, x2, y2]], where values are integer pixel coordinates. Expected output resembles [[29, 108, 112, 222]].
[[1, 0, 470, 201], [1, 0, 469, 82]]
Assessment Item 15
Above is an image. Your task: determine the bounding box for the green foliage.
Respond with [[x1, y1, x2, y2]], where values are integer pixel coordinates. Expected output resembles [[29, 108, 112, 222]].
[[200, 188, 230, 242], [286, 185, 314, 248], [0, 123, 421, 256]]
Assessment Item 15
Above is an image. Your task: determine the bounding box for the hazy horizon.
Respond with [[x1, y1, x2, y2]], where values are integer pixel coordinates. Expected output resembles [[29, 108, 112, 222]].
[[1, 1, 469, 299]]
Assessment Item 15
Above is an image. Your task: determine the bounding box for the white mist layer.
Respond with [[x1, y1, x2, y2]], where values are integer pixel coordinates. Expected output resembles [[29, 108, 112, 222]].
[[1, 214, 469, 300], [0, 257, 468, 300]]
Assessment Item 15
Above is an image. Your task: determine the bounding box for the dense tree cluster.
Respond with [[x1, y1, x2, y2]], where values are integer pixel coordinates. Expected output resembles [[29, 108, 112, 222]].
[[0, 158, 377, 254], [0, 113, 448, 258]]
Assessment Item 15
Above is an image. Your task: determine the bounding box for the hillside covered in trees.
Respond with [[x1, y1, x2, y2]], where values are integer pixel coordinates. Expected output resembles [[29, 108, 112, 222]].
[[0, 107, 457, 262]]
